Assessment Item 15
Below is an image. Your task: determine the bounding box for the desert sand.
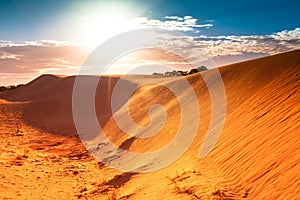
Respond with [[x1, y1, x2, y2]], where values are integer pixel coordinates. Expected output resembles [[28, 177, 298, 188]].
[[0, 50, 299, 199]]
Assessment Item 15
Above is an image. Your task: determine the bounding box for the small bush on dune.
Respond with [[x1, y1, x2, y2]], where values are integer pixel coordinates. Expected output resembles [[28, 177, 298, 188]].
[[152, 66, 208, 77]]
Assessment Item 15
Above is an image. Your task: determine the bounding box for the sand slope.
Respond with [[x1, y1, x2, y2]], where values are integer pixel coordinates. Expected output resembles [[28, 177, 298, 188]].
[[0, 50, 299, 199]]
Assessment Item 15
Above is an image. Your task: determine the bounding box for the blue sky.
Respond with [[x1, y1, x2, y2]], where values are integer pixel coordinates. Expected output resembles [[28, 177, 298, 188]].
[[0, 0, 299, 85], [146, 0, 300, 35], [0, 0, 299, 40]]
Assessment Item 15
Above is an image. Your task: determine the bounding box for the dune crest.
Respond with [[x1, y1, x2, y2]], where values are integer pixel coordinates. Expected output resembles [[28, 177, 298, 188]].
[[0, 50, 299, 199]]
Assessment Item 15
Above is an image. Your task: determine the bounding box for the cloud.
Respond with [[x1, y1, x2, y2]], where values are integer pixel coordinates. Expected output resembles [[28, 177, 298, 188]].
[[183, 16, 193, 20], [270, 28, 300, 40], [206, 28, 300, 56], [0, 40, 79, 47], [134, 27, 300, 67], [0, 41, 88, 76], [164, 16, 183, 21], [138, 15, 213, 32], [188, 28, 300, 56], [1, 26, 300, 85]]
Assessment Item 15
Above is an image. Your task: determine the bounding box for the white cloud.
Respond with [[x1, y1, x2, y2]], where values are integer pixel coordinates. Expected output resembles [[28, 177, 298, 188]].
[[270, 28, 300, 40], [0, 40, 79, 48], [193, 28, 300, 56], [139, 15, 213, 32], [140, 27, 300, 67], [164, 16, 183, 21], [184, 16, 193, 20]]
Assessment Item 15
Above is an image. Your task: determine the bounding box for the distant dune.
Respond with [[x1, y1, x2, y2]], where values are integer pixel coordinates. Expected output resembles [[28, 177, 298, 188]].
[[0, 50, 299, 199]]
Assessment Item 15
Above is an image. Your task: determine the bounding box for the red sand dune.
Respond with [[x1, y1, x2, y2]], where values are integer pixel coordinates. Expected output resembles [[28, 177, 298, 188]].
[[0, 50, 299, 199]]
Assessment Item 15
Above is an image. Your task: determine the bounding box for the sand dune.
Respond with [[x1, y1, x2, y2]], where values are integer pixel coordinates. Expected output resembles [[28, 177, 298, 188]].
[[0, 50, 299, 199]]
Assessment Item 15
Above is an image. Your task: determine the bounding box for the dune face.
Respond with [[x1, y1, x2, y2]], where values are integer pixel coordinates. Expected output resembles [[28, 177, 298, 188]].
[[0, 50, 300, 199]]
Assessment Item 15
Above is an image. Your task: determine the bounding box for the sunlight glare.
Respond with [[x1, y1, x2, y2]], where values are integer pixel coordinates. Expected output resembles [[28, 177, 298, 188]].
[[78, 8, 140, 46]]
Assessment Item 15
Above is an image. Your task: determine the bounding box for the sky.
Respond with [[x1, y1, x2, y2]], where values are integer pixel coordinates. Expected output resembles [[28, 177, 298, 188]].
[[0, 0, 300, 85]]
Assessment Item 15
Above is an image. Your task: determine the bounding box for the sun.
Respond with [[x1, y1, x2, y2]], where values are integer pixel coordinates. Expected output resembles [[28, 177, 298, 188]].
[[77, 8, 140, 46]]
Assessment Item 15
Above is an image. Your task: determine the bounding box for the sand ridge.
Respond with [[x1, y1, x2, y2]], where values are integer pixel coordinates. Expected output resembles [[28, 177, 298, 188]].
[[0, 50, 300, 199]]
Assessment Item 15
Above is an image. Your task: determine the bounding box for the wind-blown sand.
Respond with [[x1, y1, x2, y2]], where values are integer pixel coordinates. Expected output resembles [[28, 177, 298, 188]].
[[0, 50, 299, 199]]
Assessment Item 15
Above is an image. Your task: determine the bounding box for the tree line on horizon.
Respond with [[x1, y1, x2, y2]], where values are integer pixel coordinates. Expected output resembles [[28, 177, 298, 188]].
[[0, 84, 24, 92], [152, 66, 208, 77]]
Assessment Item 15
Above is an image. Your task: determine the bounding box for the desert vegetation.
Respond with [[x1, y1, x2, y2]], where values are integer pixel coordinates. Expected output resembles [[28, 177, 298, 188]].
[[0, 84, 24, 92], [152, 66, 207, 77]]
